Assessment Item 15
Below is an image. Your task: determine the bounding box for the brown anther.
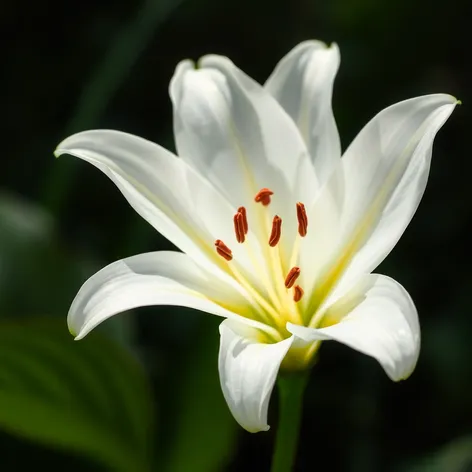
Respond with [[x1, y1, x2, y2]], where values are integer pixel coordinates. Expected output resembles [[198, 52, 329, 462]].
[[215, 239, 233, 261], [269, 215, 282, 247], [296, 202, 308, 237], [284, 267, 301, 289], [255, 188, 274, 206], [233, 212, 246, 243], [237, 206, 248, 234], [293, 285, 304, 302]]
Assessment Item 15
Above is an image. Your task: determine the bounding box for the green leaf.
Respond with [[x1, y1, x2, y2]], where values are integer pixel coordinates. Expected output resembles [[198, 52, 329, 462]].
[[0, 192, 84, 317], [0, 192, 137, 347], [164, 316, 239, 472], [0, 318, 154, 472], [399, 436, 472, 472]]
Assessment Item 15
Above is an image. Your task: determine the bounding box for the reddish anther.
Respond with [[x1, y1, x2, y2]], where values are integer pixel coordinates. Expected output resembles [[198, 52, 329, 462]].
[[296, 202, 308, 237], [233, 212, 246, 244], [254, 188, 274, 206], [237, 206, 248, 234], [293, 285, 304, 302], [215, 239, 233, 261], [284, 267, 301, 289], [269, 215, 282, 247]]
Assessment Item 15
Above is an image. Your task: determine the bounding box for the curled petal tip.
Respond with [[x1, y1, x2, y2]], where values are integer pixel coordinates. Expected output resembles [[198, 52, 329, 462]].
[[73, 332, 86, 341], [445, 95, 461, 105], [178, 58, 196, 70], [394, 368, 416, 382], [68, 322, 85, 340]]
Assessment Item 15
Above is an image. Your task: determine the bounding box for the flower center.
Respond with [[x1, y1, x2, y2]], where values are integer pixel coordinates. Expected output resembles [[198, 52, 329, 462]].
[[213, 188, 309, 337]]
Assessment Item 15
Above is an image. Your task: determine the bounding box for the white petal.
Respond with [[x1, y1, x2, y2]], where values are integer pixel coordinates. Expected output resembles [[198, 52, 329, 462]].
[[265, 41, 341, 184], [288, 274, 420, 381], [218, 319, 294, 432], [69, 251, 276, 341], [335, 95, 458, 291], [169, 55, 318, 213], [55, 130, 241, 271]]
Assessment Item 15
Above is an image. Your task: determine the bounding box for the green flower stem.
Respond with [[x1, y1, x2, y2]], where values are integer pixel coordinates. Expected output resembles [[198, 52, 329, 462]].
[[271, 371, 309, 472]]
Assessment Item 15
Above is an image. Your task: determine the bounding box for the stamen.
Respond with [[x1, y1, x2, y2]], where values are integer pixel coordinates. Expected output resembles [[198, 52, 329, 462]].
[[293, 285, 304, 302], [233, 212, 246, 243], [237, 206, 248, 234], [255, 188, 274, 206], [284, 267, 301, 288], [215, 239, 233, 261], [269, 215, 282, 247], [296, 202, 308, 237]]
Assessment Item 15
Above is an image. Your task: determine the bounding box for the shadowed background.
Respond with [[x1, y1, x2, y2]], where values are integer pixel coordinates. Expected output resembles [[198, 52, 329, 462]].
[[0, 0, 470, 470]]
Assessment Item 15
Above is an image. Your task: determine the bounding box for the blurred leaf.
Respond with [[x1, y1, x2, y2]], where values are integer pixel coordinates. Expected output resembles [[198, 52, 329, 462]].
[[0, 318, 154, 472], [399, 436, 472, 472], [0, 192, 136, 347], [0, 191, 53, 288], [0, 191, 53, 245], [164, 316, 238, 472], [0, 193, 87, 317], [42, 0, 185, 214]]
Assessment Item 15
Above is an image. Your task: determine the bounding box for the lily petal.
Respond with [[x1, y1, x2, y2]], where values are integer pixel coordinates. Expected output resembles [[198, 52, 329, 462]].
[[288, 274, 420, 381], [69, 251, 277, 341], [337, 94, 458, 289], [218, 319, 294, 432], [169, 55, 318, 216], [55, 129, 245, 273], [265, 41, 341, 184], [306, 94, 458, 307]]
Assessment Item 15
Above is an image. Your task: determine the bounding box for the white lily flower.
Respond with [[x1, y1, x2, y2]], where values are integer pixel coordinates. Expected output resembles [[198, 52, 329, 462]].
[[55, 40, 458, 433]]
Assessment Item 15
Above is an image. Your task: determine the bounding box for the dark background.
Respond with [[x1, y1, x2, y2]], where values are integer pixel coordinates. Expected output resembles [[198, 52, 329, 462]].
[[0, 0, 470, 470]]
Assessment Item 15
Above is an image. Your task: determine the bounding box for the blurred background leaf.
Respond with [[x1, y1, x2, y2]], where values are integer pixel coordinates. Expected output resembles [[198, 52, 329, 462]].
[[398, 436, 472, 472], [42, 0, 185, 214], [0, 318, 154, 472], [0, 193, 86, 317], [163, 316, 238, 472]]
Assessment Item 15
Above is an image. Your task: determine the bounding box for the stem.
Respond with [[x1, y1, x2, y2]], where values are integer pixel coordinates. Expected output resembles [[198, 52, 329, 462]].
[[271, 372, 309, 472]]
